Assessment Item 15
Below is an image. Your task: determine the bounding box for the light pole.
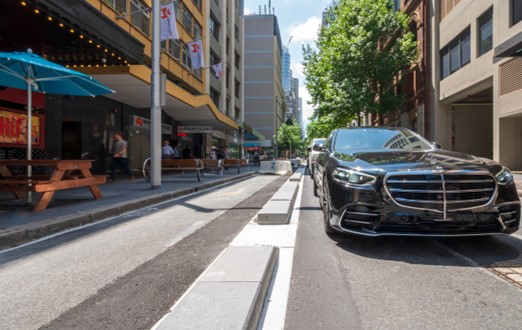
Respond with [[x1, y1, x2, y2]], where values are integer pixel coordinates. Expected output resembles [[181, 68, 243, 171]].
[[275, 95, 278, 160], [150, 0, 161, 188]]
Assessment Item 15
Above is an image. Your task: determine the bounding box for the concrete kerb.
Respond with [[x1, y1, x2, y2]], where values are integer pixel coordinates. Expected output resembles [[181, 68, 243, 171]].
[[154, 246, 279, 330], [256, 172, 301, 225], [0, 172, 256, 250]]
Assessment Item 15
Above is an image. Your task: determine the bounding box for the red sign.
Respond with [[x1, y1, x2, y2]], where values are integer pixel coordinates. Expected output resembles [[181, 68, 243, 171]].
[[177, 133, 187, 137], [0, 108, 45, 148]]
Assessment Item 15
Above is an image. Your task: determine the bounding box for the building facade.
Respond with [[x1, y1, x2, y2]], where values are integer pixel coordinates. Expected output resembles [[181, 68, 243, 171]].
[[282, 46, 291, 92], [433, 0, 522, 169], [0, 0, 249, 170], [244, 13, 285, 152]]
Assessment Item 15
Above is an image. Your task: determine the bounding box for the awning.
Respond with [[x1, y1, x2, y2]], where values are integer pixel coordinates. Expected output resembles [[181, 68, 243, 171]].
[[86, 65, 239, 131], [237, 119, 265, 140]]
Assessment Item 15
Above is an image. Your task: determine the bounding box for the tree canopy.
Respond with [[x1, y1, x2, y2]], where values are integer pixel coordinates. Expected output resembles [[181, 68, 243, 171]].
[[303, 0, 417, 130], [275, 121, 304, 158]]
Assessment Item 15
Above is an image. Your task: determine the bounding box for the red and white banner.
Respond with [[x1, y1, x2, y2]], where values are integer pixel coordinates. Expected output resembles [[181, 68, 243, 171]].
[[160, 3, 179, 41], [187, 39, 205, 70], [211, 63, 223, 79]]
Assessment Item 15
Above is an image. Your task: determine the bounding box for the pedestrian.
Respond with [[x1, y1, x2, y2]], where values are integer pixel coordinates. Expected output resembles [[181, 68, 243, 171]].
[[223, 146, 231, 159], [161, 140, 174, 159], [172, 141, 181, 159], [108, 131, 133, 183], [182, 145, 194, 159], [210, 148, 217, 160]]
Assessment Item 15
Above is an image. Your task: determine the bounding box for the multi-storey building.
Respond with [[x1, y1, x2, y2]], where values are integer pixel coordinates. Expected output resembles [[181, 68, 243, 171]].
[[244, 13, 285, 154], [434, 0, 522, 169], [282, 46, 291, 92], [0, 0, 252, 169]]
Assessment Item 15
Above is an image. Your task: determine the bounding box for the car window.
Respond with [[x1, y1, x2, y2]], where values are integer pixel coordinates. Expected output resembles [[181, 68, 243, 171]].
[[334, 128, 434, 151]]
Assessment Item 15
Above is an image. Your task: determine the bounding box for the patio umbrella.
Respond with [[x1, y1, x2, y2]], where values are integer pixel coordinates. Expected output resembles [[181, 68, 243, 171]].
[[0, 49, 114, 202]]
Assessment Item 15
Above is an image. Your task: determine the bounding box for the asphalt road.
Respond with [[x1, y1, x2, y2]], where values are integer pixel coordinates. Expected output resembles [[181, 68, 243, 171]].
[[0, 174, 286, 330], [285, 175, 522, 330]]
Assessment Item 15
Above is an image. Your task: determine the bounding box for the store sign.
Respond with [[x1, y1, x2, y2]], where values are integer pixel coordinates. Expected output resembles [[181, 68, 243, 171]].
[[132, 115, 171, 134], [0, 109, 43, 147], [178, 126, 212, 134]]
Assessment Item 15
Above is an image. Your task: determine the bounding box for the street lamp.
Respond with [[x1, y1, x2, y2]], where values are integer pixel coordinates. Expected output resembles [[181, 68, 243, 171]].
[[275, 95, 278, 160]]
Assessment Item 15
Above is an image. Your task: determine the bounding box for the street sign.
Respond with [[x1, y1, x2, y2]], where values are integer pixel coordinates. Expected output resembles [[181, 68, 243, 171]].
[[177, 126, 212, 134]]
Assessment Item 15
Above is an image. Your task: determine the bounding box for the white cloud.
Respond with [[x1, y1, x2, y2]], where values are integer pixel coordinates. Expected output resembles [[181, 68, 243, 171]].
[[288, 16, 322, 43], [291, 62, 305, 81], [244, 7, 254, 15]]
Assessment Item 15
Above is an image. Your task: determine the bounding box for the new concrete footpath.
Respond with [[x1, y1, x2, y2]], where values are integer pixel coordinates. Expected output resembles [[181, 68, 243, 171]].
[[0, 167, 258, 250]]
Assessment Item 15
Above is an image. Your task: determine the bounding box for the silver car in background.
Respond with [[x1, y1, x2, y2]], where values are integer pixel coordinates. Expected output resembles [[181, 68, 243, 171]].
[[308, 138, 326, 178]]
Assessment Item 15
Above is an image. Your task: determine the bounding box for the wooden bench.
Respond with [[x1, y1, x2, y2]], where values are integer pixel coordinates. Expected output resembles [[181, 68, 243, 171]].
[[142, 158, 204, 182], [223, 159, 242, 173], [202, 159, 224, 176], [0, 160, 106, 211]]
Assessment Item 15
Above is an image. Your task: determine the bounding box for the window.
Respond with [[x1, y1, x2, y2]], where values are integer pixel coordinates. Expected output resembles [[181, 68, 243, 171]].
[[182, 6, 193, 34], [210, 15, 219, 41], [104, 0, 127, 13], [169, 39, 181, 59], [130, 0, 150, 35], [478, 8, 493, 56], [194, 22, 202, 39], [192, 0, 202, 12], [235, 25, 240, 42], [513, 0, 522, 26], [182, 43, 192, 69], [210, 88, 220, 107], [440, 27, 470, 79], [210, 51, 221, 66], [235, 53, 240, 70], [234, 80, 240, 98]]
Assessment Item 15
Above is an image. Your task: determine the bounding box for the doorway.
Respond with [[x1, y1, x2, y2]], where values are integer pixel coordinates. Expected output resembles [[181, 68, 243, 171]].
[[62, 121, 82, 159]]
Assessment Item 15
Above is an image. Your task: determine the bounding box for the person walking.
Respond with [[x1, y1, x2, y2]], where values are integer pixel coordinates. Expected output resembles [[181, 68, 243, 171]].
[[108, 131, 133, 183], [172, 141, 181, 159], [161, 140, 175, 159]]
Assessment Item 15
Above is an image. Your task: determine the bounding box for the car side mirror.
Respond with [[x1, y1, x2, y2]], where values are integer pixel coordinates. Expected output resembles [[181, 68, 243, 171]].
[[312, 143, 325, 152], [432, 142, 442, 149]]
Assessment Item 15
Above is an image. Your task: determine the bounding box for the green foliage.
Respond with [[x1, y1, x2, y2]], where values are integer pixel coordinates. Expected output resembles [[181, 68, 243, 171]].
[[303, 0, 417, 125], [305, 114, 337, 143], [275, 122, 304, 157]]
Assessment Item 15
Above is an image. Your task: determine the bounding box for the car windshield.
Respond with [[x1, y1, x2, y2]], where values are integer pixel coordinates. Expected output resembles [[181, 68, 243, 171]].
[[334, 128, 434, 151], [312, 138, 326, 146]]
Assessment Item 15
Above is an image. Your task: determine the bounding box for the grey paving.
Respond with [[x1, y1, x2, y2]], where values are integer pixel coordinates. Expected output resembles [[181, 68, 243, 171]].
[[157, 246, 278, 330], [0, 168, 257, 249]]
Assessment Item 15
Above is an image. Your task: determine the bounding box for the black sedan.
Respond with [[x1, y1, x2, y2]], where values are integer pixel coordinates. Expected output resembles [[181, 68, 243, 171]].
[[313, 127, 520, 237]]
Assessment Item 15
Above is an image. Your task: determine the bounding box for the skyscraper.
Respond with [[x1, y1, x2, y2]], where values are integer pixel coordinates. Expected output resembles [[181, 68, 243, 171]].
[[282, 46, 292, 92]]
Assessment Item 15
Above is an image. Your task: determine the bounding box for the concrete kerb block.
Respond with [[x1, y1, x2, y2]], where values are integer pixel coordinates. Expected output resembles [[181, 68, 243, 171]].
[[289, 171, 302, 182], [256, 200, 292, 224], [155, 246, 279, 330]]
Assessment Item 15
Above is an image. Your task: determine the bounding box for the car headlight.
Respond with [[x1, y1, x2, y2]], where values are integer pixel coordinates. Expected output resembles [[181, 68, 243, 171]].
[[333, 168, 376, 186], [496, 167, 514, 185]]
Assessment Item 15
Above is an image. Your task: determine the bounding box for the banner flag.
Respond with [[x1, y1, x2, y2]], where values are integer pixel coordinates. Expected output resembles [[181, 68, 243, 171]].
[[160, 3, 179, 41], [187, 39, 205, 69], [211, 62, 223, 79]]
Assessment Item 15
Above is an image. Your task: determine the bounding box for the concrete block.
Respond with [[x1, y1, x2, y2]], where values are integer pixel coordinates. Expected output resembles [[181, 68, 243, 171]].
[[271, 181, 299, 205], [256, 200, 292, 224], [156, 246, 278, 330], [258, 160, 292, 176], [289, 171, 302, 182]]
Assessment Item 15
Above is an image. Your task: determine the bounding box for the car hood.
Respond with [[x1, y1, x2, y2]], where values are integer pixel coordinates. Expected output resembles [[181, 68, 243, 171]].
[[333, 149, 503, 175]]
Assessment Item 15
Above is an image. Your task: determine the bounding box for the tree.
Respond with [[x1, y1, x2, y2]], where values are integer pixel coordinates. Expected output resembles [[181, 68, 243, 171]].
[[305, 114, 337, 143], [303, 0, 417, 124], [275, 122, 304, 158]]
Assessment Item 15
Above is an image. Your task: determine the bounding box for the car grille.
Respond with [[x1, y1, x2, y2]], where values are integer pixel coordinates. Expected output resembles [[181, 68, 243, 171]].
[[384, 173, 496, 216]]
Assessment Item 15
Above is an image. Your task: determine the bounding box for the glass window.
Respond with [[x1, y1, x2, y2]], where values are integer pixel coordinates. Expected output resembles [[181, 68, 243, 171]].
[[461, 28, 470, 64], [235, 25, 240, 42], [478, 8, 493, 56], [192, 0, 202, 12], [234, 80, 240, 98], [169, 39, 181, 59], [194, 22, 202, 39], [450, 40, 460, 73], [210, 51, 220, 66], [334, 128, 433, 151], [130, 0, 150, 36], [513, 0, 522, 26], [235, 53, 240, 70], [210, 88, 220, 106], [182, 43, 192, 69], [182, 6, 193, 35], [210, 15, 219, 41]]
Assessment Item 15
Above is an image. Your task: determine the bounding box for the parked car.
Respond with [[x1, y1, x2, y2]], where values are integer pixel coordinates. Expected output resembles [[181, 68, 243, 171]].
[[313, 127, 520, 236], [308, 138, 326, 178]]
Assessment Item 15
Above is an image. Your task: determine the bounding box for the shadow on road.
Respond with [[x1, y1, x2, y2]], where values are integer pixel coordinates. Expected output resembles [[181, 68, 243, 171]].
[[328, 233, 522, 268]]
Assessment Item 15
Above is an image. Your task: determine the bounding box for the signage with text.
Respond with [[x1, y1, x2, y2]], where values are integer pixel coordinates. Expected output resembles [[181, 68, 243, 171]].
[[132, 115, 172, 134], [177, 126, 212, 134], [0, 109, 44, 148]]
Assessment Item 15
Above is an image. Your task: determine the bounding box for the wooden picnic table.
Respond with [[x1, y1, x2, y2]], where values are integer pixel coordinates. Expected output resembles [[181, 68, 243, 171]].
[[0, 159, 106, 211]]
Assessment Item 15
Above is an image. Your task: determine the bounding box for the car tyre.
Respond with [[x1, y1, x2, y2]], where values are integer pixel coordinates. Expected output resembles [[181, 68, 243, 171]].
[[322, 177, 337, 235]]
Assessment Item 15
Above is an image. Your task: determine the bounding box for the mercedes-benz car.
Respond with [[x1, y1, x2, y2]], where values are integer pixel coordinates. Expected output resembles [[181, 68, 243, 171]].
[[313, 127, 520, 237]]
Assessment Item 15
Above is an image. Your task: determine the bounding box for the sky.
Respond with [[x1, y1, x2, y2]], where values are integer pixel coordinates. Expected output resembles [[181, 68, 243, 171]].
[[244, 0, 333, 127]]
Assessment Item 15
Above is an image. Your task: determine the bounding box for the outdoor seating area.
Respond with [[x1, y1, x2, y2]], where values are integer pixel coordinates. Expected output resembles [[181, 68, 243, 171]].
[[142, 158, 205, 182], [223, 159, 242, 173], [0, 159, 106, 211]]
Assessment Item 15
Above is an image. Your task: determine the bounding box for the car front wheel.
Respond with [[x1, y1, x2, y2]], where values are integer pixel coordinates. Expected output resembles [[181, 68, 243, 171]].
[[322, 177, 337, 235]]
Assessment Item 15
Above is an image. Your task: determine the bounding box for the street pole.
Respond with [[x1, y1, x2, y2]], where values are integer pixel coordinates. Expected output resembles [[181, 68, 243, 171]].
[[150, 0, 161, 188], [275, 95, 278, 160]]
